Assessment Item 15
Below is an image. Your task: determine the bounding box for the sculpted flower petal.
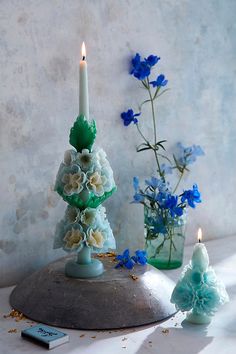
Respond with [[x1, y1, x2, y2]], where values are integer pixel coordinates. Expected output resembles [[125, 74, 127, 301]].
[[81, 208, 97, 226], [97, 149, 108, 167], [170, 280, 194, 311], [77, 149, 95, 171], [65, 206, 80, 224], [62, 173, 70, 184], [63, 170, 86, 196], [64, 149, 77, 166], [87, 229, 105, 249], [63, 228, 84, 251], [87, 171, 105, 196]]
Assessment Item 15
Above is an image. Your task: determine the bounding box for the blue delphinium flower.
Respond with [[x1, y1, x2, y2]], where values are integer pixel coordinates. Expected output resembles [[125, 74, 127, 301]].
[[132, 250, 147, 265], [130, 53, 160, 81], [133, 176, 140, 192], [115, 249, 135, 269], [132, 177, 145, 203], [181, 184, 201, 208], [145, 176, 161, 189], [164, 195, 183, 217], [121, 109, 140, 126], [150, 74, 168, 88], [176, 143, 205, 167], [160, 163, 172, 175], [145, 176, 169, 193], [144, 55, 160, 67], [130, 53, 150, 80]]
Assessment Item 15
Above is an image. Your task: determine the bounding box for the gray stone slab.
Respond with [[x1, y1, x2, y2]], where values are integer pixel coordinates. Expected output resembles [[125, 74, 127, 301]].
[[10, 255, 177, 329]]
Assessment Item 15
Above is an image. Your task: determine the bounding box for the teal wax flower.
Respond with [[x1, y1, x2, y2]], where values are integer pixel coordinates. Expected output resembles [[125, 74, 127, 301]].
[[171, 242, 229, 324], [53, 205, 116, 254]]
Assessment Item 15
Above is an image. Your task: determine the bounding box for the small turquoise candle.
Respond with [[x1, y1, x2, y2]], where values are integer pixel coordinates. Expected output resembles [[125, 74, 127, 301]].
[[171, 228, 229, 324]]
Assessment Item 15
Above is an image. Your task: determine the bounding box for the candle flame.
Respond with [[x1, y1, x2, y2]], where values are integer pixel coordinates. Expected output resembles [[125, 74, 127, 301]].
[[81, 42, 86, 59], [198, 228, 202, 243]]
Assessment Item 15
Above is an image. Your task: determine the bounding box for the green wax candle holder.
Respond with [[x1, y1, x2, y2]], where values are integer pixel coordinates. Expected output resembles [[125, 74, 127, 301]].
[[53, 115, 117, 278]]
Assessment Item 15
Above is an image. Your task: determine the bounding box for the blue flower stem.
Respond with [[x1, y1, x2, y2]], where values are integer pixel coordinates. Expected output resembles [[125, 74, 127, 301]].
[[173, 170, 184, 193], [136, 123, 149, 144], [146, 78, 164, 179], [168, 228, 173, 267]]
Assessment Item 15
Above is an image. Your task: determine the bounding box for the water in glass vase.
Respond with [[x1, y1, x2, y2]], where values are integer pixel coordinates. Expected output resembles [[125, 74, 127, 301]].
[[144, 206, 186, 269]]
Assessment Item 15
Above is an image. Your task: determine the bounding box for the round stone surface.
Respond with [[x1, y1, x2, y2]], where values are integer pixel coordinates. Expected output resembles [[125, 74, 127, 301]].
[[10, 255, 176, 329]]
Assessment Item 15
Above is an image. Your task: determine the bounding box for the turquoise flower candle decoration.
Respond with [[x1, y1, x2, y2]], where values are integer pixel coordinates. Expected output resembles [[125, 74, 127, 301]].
[[120, 52, 205, 270], [171, 228, 229, 324], [53, 43, 116, 278]]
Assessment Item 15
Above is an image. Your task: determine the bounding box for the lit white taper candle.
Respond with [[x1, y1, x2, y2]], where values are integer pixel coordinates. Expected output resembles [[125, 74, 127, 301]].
[[191, 228, 209, 272], [79, 42, 89, 120]]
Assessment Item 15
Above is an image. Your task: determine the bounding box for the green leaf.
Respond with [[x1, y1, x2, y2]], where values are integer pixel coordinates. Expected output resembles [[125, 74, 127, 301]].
[[173, 154, 182, 172], [137, 146, 152, 152], [69, 115, 97, 152]]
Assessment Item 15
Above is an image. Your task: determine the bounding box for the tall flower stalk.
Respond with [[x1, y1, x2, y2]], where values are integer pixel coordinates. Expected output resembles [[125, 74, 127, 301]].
[[120, 53, 204, 267]]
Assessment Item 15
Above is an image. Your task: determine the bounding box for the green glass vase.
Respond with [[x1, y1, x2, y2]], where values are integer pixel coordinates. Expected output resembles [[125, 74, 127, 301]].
[[144, 206, 186, 269]]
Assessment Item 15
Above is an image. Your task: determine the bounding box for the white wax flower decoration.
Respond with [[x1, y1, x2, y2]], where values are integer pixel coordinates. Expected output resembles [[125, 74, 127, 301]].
[[102, 168, 115, 192], [64, 149, 77, 166], [81, 208, 97, 226], [65, 206, 80, 224], [87, 171, 107, 196], [77, 149, 95, 171], [98, 206, 106, 221], [63, 227, 84, 251], [62, 167, 86, 196], [87, 229, 104, 249], [96, 148, 108, 167]]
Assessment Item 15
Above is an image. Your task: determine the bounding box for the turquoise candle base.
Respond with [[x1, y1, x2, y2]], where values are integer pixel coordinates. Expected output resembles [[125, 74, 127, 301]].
[[65, 245, 104, 279], [186, 310, 211, 325], [65, 258, 104, 278]]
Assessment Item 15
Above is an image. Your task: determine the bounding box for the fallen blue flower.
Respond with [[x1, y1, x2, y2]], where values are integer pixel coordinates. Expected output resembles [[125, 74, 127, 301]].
[[132, 250, 147, 265], [115, 249, 135, 269]]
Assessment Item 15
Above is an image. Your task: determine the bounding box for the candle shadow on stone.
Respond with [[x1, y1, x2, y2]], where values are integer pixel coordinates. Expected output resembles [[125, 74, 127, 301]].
[[135, 324, 213, 354]]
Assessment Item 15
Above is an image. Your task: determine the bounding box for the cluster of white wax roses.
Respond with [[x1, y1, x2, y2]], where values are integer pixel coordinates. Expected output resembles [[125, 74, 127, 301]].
[[54, 205, 115, 252], [55, 147, 115, 199]]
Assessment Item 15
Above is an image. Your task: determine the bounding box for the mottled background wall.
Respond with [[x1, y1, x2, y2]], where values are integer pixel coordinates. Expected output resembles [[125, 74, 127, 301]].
[[0, 0, 235, 287]]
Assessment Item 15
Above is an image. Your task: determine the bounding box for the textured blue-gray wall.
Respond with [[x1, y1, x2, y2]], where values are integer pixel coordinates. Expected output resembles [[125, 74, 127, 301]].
[[0, 0, 235, 286]]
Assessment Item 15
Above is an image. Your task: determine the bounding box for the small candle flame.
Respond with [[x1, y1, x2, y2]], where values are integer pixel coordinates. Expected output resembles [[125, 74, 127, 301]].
[[198, 228, 202, 243], [81, 42, 86, 60]]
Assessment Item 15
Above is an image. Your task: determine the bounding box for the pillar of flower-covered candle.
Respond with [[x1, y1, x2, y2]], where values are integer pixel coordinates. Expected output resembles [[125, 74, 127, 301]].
[[171, 228, 229, 324], [53, 42, 117, 278], [79, 42, 89, 120]]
